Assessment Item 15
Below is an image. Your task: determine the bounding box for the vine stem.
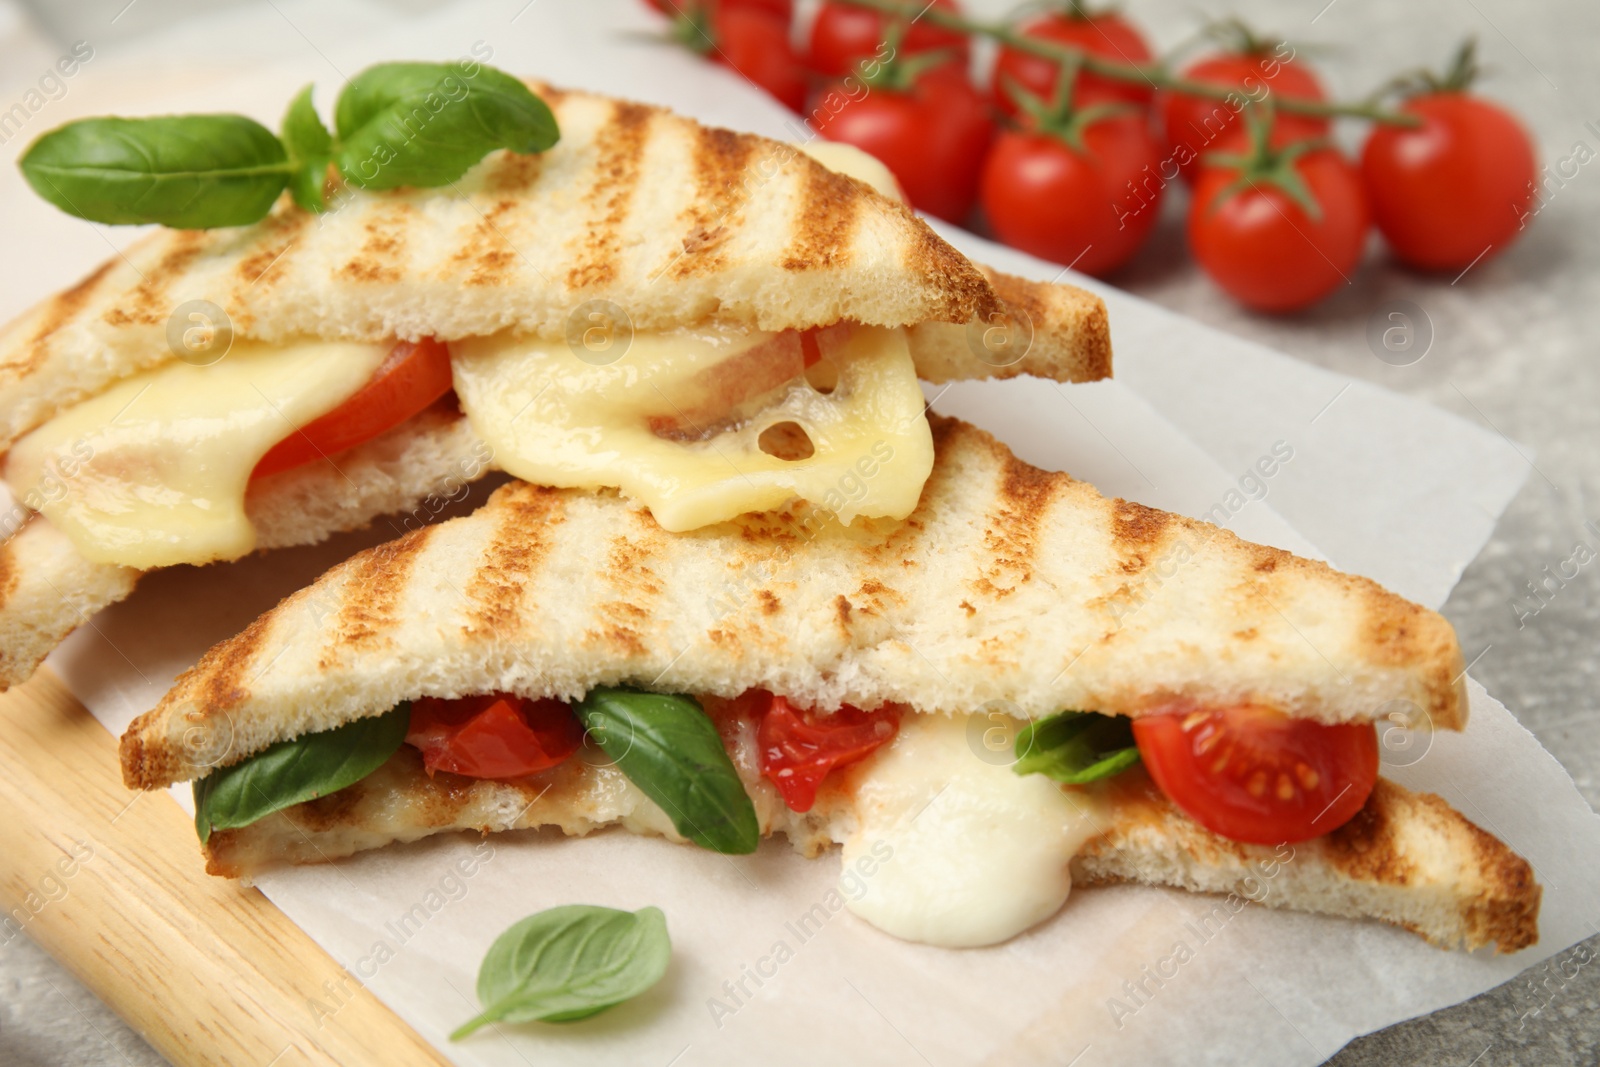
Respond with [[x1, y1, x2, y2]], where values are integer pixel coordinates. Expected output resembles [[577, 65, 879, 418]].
[[833, 0, 1422, 126]]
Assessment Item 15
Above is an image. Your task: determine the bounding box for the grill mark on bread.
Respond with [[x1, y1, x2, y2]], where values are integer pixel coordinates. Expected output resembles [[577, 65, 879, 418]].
[[0, 537, 19, 613], [486, 150, 546, 195], [567, 101, 654, 290], [972, 451, 1064, 598], [330, 525, 434, 652], [9, 260, 117, 380], [670, 125, 758, 278], [452, 197, 523, 288], [590, 511, 667, 656], [339, 200, 413, 284], [101, 231, 206, 327], [233, 208, 311, 293], [466, 484, 565, 640], [781, 164, 862, 271]]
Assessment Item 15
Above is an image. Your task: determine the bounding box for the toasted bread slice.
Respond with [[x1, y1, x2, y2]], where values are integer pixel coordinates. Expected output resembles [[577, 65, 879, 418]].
[[195, 721, 1536, 953], [122, 415, 1466, 792], [0, 82, 1021, 446]]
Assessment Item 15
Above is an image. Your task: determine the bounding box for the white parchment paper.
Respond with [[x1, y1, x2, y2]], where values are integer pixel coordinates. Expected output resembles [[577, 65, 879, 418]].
[[2, 2, 1595, 1064]]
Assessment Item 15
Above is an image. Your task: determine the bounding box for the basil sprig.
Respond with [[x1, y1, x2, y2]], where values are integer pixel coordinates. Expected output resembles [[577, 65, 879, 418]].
[[1013, 710, 1142, 785], [192, 702, 411, 842], [575, 688, 760, 855], [452, 905, 670, 1039], [19, 60, 558, 229]]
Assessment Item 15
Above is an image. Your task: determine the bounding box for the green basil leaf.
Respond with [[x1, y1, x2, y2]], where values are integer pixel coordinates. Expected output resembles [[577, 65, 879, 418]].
[[193, 703, 411, 842], [575, 688, 759, 855], [333, 61, 558, 190], [281, 84, 334, 213], [19, 115, 293, 228], [452, 904, 670, 1039], [1014, 710, 1142, 785]]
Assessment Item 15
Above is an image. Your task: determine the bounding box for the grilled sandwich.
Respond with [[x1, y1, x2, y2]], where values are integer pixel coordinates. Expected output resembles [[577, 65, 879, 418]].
[[0, 84, 1111, 689], [121, 416, 1540, 953]]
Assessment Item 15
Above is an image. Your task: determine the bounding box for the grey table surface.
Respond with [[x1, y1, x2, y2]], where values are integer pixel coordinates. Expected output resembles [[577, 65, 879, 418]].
[[1, 0, 1596, 1064]]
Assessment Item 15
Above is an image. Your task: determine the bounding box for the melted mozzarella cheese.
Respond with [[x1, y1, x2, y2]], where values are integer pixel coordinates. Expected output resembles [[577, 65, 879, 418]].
[[797, 141, 904, 201], [839, 713, 1105, 948], [5, 340, 389, 569], [450, 323, 934, 532]]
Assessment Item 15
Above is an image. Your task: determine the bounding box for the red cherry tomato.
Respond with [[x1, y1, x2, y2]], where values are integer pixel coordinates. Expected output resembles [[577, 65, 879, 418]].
[[757, 694, 899, 812], [645, 0, 792, 18], [711, 6, 808, 111], [1160, 49, 1328, 183], [980, 113, 1164, 277], [1132, 705, 1379, 844], [807, 0, 968, 79], [992, 11, 1155, 116], [812, 65, 993, 223], [406, 694, 585, 780], [252, 337, 454, 481], [1360, 92, 1536, 272], [1188, 144, 1369, 312]]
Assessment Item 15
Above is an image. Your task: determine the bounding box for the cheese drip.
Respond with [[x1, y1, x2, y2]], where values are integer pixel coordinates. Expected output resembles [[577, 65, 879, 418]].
[[839, 713, 1106, 948], [6, 340, 389, 569], [450, 323, 934, 532]]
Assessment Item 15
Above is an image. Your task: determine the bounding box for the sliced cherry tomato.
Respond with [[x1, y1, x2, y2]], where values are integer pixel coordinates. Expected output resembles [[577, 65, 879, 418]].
[[251, 336, 454, 480], [757, 693, 899, 812], [710, 6, 808, 112], [980, 112, 1164, 277], [992, 10, 1155, 116], [406, 694, 585, 780], [807, 0, 968, 79], [1131, 705, 1378, 844], [1360, 92, 1536, 272], [812, 64, 994, 223], [1188, 143, 1369, 312], [1160, 48, 1328, 184]]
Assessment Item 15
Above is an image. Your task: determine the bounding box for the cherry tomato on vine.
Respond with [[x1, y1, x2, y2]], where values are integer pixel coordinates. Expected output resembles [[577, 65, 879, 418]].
[[1161, 46, 1328, 183], [980, 111, 1164, 277], [1188, 140, 1369, 312], [406, 694, 585, 780], [708, 6, 808, 111], [1131, 705, 1379, 844], [1361, 92, 1536, 272], [644, 0, 792, 18], [757, 694, 900, 812], [991, 9, 1155, 117], [812, 64, 994, 223], [807, 0, 969, 79]]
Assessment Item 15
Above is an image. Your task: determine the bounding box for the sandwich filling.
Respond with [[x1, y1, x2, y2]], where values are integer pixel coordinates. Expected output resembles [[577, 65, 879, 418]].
[[1, 143, 936, 569], [187, 689, 1381, 949]]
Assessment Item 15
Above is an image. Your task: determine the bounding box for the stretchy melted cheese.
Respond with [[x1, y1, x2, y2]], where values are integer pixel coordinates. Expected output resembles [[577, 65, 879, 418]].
[[451, 323, 934, 532], [839, 713, 1105, 948], [5, 340, 388, 568]]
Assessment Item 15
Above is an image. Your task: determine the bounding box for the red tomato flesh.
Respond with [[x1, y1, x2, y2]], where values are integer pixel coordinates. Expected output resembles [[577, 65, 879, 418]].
[[757, 694, 899, 812], [711, 6, 809, 112], [1131, 705, 1378, 844], [252, 336, 454, 480], [406, 694, 585, 780], [992, 11, 1155, 116]]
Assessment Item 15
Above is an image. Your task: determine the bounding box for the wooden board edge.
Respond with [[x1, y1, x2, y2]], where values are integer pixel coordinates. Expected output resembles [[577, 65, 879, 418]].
[[0, 667, 452, 1067]]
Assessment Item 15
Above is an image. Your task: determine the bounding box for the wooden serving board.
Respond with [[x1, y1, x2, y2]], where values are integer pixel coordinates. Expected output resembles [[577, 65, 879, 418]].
[[0, 668, 451, 1067]]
